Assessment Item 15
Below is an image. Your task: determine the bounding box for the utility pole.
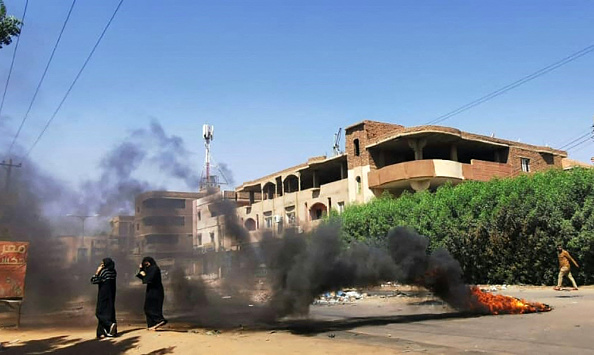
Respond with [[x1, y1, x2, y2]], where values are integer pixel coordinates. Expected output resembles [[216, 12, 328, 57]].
[[1, 159, 22, 192], [66, 213, 99, 262]]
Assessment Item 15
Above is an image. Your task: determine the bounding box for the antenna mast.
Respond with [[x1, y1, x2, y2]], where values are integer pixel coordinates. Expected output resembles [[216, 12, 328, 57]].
[[202, 124, 214, 189], [333, 128, 343, 156]]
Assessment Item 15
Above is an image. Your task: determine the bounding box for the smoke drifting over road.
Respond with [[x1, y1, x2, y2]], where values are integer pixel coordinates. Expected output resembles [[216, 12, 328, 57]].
[[261, 224, 478, 317], [0, 119, 207, 314], [178, 197, 483, 324]]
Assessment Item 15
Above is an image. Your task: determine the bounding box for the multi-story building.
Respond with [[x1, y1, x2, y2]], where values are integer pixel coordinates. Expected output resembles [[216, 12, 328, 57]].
[[235, 120, 574, 235], [134, 120, 586, 277], [134, 191, 205, 267], [109, 215, 134, 254], [54, 235, 109, 265]]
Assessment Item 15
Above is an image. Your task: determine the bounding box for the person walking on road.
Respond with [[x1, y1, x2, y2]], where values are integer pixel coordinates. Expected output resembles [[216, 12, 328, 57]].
[[91, 257, 117, 338], [136, 256, 168, 330], [554, 245, 579, 291]]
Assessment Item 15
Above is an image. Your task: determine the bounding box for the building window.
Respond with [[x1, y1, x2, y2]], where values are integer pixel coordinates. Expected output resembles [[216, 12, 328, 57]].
[[142, 198, 186, 209], [356, 176, 361, 194], [521, 158, 530, 172], [245, 218, 257, 231], [286, 212, 295, 225], [338, 202, 345, 214], [197, 211, 201, 221], [354, 138, 360, 156], [143, 216, 185, 226], [196, 233, 202, 246], [136, 223, 140, 231], [210, 232, 215, 244], [265, 216, 273, 229]]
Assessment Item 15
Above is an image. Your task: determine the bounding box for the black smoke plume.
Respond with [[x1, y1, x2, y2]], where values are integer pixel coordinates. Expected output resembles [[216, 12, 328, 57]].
[[264, 225, 482, 317], [78, 119, 202, 218], [168, 194, 485, 323], [0, 119, 226, 318]]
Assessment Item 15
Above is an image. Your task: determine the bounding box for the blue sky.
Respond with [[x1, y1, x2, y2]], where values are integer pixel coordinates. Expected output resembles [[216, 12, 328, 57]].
[[1, 0, 593, 192]]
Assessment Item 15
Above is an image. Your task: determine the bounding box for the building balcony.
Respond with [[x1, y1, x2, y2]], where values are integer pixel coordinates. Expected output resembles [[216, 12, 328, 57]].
[[368, 159, 512, 191], [319, 179, 348, 196]]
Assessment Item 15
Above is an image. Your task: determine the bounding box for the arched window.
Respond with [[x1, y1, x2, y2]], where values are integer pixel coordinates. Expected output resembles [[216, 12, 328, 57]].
[[356, 176, 361, 194], [310, 203, 327, 221], [244, 218, 256, 231]]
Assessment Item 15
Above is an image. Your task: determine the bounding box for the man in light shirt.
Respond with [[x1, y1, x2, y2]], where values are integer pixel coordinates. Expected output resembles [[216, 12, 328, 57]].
[[553, 245, 579, 291]]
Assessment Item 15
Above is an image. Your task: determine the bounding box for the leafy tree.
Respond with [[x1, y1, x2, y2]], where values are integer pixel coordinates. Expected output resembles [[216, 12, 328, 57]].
[[0, 0, 22, 48]]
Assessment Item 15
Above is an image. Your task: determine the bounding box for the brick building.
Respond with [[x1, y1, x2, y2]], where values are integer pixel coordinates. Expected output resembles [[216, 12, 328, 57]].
[[234, 120, 575, 236]]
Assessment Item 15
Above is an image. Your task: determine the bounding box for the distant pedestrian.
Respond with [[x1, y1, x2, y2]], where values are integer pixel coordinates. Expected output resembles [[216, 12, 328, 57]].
[[136, 256, 167, 330], [91, 257, 117, 338], [554, 245, 579, 291]]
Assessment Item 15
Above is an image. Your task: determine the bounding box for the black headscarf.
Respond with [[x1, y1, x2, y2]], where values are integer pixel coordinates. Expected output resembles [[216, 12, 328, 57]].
[[103, 257, 116, 270], [142, 256, 157, 268]]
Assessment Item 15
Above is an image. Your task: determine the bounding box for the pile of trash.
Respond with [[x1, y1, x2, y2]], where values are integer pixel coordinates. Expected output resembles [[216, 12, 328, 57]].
[[313, 290, 364, 305]]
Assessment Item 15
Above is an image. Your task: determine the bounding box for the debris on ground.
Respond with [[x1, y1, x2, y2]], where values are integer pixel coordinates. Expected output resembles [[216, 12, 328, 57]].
[[313, 290, 366, 305]]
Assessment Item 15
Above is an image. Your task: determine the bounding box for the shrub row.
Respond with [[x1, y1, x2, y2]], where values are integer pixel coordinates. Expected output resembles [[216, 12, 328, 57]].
[[337, 168, 594, 285]]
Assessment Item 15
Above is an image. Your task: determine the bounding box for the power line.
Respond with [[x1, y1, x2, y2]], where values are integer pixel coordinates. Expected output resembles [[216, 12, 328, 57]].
[[7, 0, 78, 155], [24, 0, 125, 159], [565, 134, 593, 152], [0, 0, 29, 120], [557, 131, 592, 150], [555, 129, 591, 149], [426, 43, 594, 125], [570, 140, 593, 154]]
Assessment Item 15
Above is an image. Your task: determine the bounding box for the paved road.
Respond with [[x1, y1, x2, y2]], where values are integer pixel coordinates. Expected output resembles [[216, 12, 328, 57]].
[[306, 287, 594, 354]]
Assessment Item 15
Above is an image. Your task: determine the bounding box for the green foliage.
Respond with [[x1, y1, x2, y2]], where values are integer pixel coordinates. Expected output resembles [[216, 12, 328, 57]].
[[339, 168, 594, 285], [0, 0, 22, 48]]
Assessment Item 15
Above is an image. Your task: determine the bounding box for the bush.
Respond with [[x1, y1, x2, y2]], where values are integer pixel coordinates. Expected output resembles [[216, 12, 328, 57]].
[[339, 168, 594, 285]]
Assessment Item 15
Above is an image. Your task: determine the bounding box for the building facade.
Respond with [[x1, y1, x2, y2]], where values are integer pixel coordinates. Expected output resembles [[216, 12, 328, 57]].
[[234, 120, 571, 235], [134, 120, 586, 276], [109, 215, 135, 254], [134, 191, 205, 264]]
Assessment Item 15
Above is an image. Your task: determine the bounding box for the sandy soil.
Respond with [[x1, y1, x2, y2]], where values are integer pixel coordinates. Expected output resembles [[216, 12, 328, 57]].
[[2, 285, 592, 354], [1, 324, 407, 354]]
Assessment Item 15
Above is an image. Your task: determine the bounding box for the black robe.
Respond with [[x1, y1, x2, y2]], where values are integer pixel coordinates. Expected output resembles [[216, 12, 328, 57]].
[[90, 268, 117, 337], [136, 264, 166, 327]]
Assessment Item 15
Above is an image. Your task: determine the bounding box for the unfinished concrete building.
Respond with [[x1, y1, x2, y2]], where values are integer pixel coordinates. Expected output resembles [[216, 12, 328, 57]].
[[235, 120, 571, 236]]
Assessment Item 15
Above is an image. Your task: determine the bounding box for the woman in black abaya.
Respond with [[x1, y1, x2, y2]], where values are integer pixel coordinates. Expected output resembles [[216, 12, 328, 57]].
[[136, 256, 167, 330], [90, 257, 117, 338]]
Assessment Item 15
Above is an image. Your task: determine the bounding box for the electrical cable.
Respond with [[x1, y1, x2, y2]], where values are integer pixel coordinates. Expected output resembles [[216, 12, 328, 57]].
[[24, 0, 125, 159], [7, 0, 77, 154], [426, 43, 594, 125], [0, 0, 29, 120]]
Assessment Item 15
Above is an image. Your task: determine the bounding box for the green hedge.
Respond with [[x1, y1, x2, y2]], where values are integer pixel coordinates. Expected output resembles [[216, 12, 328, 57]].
[[338, 168, 594, 286]]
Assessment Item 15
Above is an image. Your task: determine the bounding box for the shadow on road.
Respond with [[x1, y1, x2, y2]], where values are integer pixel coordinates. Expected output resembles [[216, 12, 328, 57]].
[[1, 335, 141, 355], [268, 312, 482, 336]]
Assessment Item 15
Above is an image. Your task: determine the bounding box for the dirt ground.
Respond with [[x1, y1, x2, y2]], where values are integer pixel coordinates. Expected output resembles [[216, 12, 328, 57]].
[[2, 286, 593, 354]]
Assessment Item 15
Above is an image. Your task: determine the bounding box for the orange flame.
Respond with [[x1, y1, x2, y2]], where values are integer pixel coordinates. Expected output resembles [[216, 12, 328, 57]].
[[470, 287, 552, 315]]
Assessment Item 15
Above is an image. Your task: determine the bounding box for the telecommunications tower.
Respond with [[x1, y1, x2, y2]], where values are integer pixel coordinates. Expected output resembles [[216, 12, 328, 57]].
[[200, 124, 230, 190], [201, 124, 215, 189]]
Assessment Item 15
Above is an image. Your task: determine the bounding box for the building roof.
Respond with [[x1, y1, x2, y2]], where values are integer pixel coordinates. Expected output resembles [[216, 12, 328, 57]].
[[562, 158, 592, 170], [236, 154, 347, 191], [235, 120, 569, 192], [367, 125, 567, 156], [135, 190, 206, 201]]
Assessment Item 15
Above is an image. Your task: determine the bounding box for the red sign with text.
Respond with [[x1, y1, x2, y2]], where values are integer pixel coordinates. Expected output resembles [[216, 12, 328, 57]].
[[0, 241, 29, 299]]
